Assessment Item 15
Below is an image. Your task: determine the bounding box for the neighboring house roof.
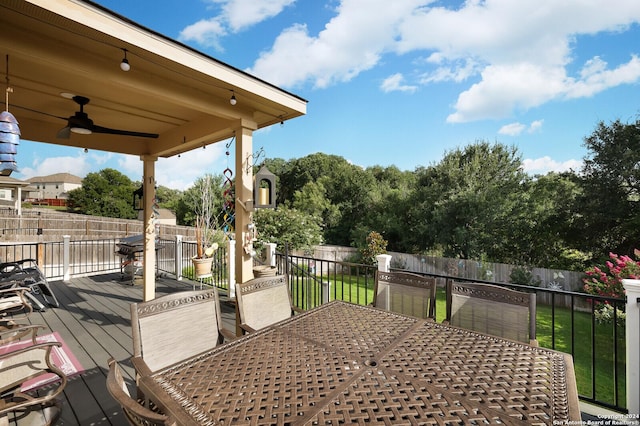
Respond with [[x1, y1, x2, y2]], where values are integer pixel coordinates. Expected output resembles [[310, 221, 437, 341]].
[[0, 176, 31, 188], [28, 173, 83, 185]]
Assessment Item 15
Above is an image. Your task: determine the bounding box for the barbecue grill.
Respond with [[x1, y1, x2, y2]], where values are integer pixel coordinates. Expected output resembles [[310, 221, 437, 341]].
[[115, 235, 163, 284]]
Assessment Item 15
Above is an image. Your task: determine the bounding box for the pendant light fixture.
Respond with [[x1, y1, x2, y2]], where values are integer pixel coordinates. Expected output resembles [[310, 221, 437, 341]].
[[120, 49, 130, 72]]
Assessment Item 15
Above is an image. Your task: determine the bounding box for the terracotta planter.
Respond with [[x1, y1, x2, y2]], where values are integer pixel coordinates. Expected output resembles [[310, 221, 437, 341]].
[[192, 257, 214, 277]]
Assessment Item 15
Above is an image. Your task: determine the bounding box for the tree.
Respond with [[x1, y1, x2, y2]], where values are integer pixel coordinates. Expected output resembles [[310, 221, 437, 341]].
[[406, 142, 528, 261], [573, 118, 640, 259], [275, 153, 376, 246], [174, 174, 225, 228], [254, 206, 323, 251], [67, 168, 137, 219]]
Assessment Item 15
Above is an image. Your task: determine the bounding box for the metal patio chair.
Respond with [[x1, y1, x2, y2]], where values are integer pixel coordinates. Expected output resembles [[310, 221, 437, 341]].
[[106, 358, 176, 426], [0, 337, 67, 425], [235, 274, 303, 334], [373, 270, 437, 320], [445, 281, 537, 345], [130, 288, 235, 374], [0, 259, 59, 311], [0, 287, 33, 326]]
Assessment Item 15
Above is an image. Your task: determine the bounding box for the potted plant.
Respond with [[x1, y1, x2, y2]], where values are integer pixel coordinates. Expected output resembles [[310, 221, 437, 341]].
[[192, 216, 221, 277]]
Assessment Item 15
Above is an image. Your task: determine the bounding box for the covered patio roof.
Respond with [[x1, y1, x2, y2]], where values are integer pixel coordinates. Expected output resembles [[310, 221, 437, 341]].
[[0, 0, 306, 157], [0, 0, 307, 299]]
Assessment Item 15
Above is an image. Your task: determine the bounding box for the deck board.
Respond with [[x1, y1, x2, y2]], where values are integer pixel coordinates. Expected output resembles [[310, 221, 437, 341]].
[[11, 273, 236, 426]]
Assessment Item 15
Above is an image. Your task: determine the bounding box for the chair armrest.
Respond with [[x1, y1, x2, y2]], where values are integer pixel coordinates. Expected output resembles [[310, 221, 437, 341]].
[[239, 323, 256, 334], [0, 342, 67, 414], [220, 327, 237, 342], [0, 288, 33, 321], [0, 324, 45, 345], [292, 306, 304, 314], [131, 356, 154, 377]]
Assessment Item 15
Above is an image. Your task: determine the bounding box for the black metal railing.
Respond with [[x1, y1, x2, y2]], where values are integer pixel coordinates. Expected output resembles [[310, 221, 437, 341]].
[[0, 238, 627, 412], [275, 251, 627, 413]]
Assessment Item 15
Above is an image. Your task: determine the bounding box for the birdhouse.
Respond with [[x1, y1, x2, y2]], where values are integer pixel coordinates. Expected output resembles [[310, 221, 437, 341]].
[[254, 166, 276, 209]]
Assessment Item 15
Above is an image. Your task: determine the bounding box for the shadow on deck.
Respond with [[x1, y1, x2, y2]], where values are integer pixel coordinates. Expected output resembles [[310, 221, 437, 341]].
[[18, 273, 235, 426]]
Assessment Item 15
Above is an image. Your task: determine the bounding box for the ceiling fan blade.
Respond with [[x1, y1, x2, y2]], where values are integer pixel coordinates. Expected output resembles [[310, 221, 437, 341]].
[[91, 125, 159, 139], [57, 126, 71, 139]]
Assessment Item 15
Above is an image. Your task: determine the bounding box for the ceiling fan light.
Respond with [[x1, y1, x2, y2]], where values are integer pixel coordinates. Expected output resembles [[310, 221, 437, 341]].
[[70, 126, 92, 135]]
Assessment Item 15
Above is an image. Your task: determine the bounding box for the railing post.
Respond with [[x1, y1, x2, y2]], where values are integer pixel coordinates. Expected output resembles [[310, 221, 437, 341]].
[[228, 239, 236, 299], [63, 235, 71, 282], [623, 279, 640, 416], [266, 243, 277, 267], [376, 254, 392, 272], [322, 281, 331, 305], [175, 235, 183, 280]]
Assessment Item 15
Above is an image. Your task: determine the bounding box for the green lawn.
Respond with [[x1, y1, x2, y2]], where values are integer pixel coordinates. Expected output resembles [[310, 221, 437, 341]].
[[290, 276, 626, 409]]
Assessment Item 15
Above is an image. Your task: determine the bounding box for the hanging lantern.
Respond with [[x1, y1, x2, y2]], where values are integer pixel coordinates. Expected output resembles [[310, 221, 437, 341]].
[[132, 186, 144, 211], [253, 165, 276, 209], [0, 110, 19, 176]]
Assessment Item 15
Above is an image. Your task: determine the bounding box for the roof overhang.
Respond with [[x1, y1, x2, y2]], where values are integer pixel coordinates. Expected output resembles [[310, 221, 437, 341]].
[[0, 0, 307, 159]]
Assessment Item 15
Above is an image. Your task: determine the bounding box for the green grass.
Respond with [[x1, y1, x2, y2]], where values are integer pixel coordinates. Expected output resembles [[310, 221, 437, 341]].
[[290, 276, 626, 409]]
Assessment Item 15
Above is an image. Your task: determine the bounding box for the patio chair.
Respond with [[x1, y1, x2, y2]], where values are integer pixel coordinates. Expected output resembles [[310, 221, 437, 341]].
[[445, 281, 537, 345], [373, 270, 437, 320], [0, 324, 44, 346], [0, 259, 59, 310], [0, 338, 67, 425], [235, 275, 303, 334], [0, 287, 33, 325], [106, 358, 176, 426], [130, 288, 234, 373]]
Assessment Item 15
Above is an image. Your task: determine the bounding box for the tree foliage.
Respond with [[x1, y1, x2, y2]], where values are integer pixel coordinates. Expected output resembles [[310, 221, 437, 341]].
[[574, 118, 640, 259], [67, 168, 137, 219], [254, 205, 323, 251], [406, 142, 528, 260], [62, 116, 640, 274]]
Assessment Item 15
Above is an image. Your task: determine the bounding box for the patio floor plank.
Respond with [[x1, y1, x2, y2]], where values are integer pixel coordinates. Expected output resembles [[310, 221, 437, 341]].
[[12, 273, 235, 426]]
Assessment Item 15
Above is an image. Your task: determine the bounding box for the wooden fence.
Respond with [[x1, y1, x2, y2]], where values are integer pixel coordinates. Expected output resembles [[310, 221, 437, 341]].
[[0, 209, 196, 243], [304, 245, 586, 293]]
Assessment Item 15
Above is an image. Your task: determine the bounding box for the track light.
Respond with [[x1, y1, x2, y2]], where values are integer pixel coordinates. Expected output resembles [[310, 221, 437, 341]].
[[120, 49, 130, 72], [230, 92, 237, 106]]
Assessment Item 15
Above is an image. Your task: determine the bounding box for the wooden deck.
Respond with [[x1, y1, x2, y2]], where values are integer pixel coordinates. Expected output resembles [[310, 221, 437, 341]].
[[17, 273, 236, 426]]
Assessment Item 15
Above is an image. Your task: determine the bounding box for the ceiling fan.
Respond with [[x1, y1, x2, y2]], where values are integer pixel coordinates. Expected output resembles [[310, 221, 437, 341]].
[[57, 95, 158, 139]]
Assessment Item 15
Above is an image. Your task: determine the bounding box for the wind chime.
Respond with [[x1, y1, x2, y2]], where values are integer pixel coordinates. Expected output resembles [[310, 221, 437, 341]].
[[0, 55, 19, 176], [221, 137, 235, 238]]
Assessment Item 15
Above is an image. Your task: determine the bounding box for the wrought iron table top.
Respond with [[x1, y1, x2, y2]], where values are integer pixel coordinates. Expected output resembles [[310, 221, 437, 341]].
[[136, 300, 580, 425]]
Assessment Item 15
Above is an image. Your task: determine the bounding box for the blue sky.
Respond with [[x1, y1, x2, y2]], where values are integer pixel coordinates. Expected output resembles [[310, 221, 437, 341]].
[[14, 0, 640, 190]]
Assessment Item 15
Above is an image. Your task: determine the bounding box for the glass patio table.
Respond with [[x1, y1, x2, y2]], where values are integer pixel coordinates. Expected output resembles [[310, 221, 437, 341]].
[[135, 300, 581, 425]]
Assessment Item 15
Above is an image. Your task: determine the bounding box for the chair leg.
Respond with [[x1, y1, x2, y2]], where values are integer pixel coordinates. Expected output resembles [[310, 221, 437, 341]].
[[23, 291, 46, 312]]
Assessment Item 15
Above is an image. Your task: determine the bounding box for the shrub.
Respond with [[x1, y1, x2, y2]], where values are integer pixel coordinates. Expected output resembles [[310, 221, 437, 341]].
[[509, 265, 542, 287], [583, 250, 640, 300], [359, 231, 388, 266]]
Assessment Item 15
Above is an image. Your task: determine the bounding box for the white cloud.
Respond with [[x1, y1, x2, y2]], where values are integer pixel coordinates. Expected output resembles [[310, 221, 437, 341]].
[[499, 119, 544, 136], [498, 122, 526, 136], [248, 0, 420, 88], [179, 0, 295, 48], [247, 0, 640, 121], [179, 18, 226, 49], [381, 73, 417, 93], [19, 155, 91, 179], [528, 120, 544, 133], [522, 156, 582, 174], [150, 145, 226, 191], [222, 0, 297, 32]]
